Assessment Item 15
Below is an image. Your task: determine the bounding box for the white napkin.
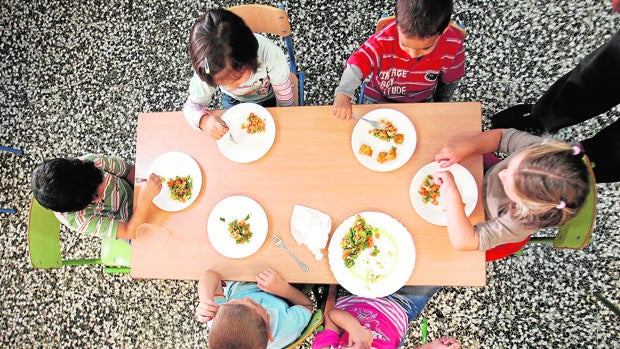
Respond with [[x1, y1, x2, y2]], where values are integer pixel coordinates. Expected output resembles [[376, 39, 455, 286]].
[[290, 205, 331, 261]]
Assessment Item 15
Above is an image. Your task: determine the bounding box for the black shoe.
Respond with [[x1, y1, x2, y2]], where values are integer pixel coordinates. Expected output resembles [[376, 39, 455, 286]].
[[490, 104, 545, 135]]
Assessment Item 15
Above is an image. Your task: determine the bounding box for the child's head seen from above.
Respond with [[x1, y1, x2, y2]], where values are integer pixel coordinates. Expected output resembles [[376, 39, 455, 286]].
[[189, 8, 259, 89], [31, 158, 103, 212], [499, 142, 591, 228], [395, 0, 453, 58], [208, 298, 270, 349]]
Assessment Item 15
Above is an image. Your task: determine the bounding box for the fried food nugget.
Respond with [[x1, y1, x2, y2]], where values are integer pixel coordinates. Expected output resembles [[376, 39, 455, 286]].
[[359, 144, 373, 157]]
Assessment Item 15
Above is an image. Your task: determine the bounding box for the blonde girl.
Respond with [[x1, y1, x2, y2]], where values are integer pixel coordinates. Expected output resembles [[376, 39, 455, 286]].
[[434, 128, 591, 261]]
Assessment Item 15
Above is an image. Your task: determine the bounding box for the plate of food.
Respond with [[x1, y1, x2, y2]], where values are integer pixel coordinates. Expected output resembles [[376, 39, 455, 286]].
[[216, 103, 276, 163], [149, 151, 202, 212], [207, 195, 268, 259], [351, 108, 417, 172], [328, 211, 415, 298], [409, 161, 478, 226]]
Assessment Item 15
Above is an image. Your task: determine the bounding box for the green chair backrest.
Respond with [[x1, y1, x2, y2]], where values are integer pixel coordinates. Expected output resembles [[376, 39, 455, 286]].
[[284, 309, 324, 349], [28, 198, 63, 268], [554, 154, 597, 249]]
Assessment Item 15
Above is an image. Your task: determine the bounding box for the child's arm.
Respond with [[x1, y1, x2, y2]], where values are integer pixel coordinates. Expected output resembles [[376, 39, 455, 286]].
[[333, 65, 364, 120], [255, 268, 312, 312], [324, 308, 373, 349], [435, 129, 504, 168], [195, 269, 225, 323], [417, 337, 460, 349], [434, 171, 479, 250], [116, 173, 162, 239]]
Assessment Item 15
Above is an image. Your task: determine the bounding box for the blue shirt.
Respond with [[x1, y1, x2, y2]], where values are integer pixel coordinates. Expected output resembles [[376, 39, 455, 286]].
[[223, 281, 311, 349]]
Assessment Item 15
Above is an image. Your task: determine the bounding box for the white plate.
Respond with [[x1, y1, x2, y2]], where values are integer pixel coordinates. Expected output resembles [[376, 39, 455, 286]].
[[328, 211, 415, 298], [149, 151, 202, 212], [409, 161, 478, 226], [351, 108, 417, 172], [216, 103, 276, 163], [207, 195, 268, 259]]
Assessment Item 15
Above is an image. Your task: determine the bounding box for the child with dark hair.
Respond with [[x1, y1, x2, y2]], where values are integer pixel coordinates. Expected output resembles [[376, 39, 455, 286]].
[[333, 0, 465, 120], [434, 129, 592, 261], [195, 268, 312, 349], [312, 286, 459, 349], [183, 8, 294, 140], [31, 154, 161, 239]]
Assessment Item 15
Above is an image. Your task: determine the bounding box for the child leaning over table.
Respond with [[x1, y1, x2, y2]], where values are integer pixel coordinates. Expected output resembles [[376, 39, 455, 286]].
[[31, 154, 161, 240], [332, 0, 465, 120], [433, 128, 592, 262], [195, 268, 312, 349], [312, 286, 459, 349], [183, 8, 295, 140]]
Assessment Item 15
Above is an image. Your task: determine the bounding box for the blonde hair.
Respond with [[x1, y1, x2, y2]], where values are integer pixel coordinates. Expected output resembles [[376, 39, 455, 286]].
[[508, 141, 590, 228], [208, 303, 268, 349]]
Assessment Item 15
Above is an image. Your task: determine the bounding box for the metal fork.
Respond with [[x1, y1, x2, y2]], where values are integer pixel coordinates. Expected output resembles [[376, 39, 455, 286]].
[[352, 113, 386, 130], [270, 234, 309, 271], [228, 132, 240, 144]]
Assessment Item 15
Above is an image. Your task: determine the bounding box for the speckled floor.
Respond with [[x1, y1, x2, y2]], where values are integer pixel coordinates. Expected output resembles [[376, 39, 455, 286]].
[[1, 0, 618, 348]]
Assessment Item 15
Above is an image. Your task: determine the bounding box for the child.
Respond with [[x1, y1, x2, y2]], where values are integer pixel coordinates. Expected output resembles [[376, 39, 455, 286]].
[[312, 286, 460, 349], [195, 268, 312, 349], [332, 0, 465, 120], [31, 154, 161, 240], [183, 8, 294, 140], [433, 128, 591, 261]]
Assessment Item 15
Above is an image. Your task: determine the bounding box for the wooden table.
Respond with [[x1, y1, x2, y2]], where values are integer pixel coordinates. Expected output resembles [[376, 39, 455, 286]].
[[132, 102, 486, 286]]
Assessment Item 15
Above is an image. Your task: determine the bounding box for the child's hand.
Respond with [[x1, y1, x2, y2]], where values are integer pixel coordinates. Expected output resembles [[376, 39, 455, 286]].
[[434, 171, 459, 196], [195, 299, 219, 323], [435, 142, 466, 168], [347, 326, 373, 349], [141, 173, 163, 200], [256, 268, 288, 296], [201, 113, 229, 140], [419, 337, 460, 349], [332, 94, 353, 120]]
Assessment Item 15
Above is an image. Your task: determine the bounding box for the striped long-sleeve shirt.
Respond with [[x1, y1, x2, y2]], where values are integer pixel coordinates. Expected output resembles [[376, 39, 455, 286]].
[[342, 20, 465, 103], [55, 154, 133, 239]]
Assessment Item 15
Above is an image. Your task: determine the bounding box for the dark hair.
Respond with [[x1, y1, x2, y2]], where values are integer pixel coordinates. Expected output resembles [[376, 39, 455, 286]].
[[395, 0, 453, 38], [188, 8, 259, 87], [31, 158, 103, 212]]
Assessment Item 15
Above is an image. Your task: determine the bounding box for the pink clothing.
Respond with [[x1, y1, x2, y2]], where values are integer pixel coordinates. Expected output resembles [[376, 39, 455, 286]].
[[312, 296, 408, 349], [347, 20, 465, 103]]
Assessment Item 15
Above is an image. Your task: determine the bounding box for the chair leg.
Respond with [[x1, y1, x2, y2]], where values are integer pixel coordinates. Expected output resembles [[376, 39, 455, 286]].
[[0, 146, 23, 155], [299, 72, 305, 106], [595, 292, 620, 317]]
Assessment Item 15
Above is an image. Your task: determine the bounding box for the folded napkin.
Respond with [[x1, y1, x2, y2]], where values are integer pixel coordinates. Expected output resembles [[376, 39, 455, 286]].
[[290, 205, 331, 261]]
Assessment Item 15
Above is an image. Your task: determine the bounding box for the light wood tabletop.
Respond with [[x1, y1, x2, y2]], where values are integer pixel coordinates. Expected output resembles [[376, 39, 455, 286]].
[[132, 102, 486, 286]]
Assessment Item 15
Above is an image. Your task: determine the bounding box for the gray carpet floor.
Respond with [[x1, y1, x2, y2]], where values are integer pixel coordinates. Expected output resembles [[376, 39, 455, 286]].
[[1, 0, 619, 348]]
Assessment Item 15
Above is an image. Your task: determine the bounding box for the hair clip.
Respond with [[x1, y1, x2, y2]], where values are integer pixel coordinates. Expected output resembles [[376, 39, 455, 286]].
[[572, 145, 581, 156], [556, 200, 566, 209], [203, 57, 210, 74]]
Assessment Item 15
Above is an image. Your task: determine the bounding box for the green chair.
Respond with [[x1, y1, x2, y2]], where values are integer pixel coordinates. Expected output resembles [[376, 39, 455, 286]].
[[520, 154, 597, 252], [27, 197, 131, 274]]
